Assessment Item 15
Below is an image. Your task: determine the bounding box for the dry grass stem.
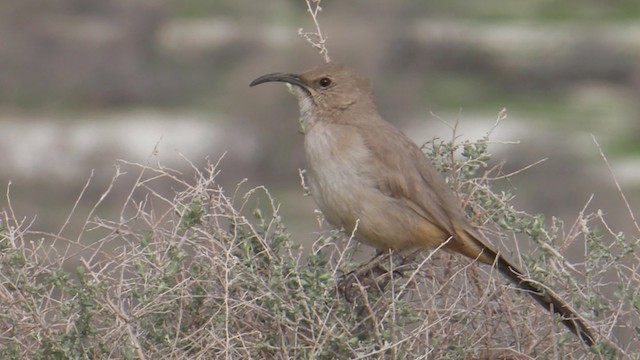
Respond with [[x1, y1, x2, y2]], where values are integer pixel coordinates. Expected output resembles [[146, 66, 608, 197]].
[[299, 0, 331, 62]]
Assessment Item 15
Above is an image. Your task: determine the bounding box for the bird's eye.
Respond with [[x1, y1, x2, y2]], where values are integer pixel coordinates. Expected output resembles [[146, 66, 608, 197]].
[[318, 77, 332, 88]]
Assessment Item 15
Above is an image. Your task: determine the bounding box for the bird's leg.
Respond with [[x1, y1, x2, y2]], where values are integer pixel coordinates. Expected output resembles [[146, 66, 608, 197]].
[[398, 248, 423, 269], [338, 250, 405, 301]]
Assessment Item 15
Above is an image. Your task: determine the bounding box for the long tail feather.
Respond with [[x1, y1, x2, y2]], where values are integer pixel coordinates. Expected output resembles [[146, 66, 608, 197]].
[[454, 229, 596, 347], [495, 254, 596, 346]]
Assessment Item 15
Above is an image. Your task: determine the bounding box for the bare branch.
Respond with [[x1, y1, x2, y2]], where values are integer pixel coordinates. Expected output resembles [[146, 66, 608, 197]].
[[299, 0, 331, 62]]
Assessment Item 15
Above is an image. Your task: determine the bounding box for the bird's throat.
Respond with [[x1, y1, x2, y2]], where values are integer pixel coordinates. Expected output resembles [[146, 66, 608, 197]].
[[289, 85, 316, 134]]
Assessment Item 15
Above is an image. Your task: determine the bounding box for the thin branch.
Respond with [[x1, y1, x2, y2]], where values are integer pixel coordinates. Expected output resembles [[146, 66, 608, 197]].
[[299, 0, 330, 62], [591, 134, 640, 234]]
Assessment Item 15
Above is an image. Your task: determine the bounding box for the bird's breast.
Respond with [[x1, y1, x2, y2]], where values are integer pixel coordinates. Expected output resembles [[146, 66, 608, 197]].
[[303, 123, 374, 228]]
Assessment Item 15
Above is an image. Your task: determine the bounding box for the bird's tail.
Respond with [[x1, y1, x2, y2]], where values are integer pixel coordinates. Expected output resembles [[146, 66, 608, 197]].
[[449, 228, 596, 347]]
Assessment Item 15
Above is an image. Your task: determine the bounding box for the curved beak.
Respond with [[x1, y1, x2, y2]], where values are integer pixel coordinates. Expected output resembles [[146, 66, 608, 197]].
[[249, 73, 309, 89]]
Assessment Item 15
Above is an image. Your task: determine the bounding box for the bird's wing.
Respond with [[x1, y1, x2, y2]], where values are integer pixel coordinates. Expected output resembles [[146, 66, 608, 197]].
[[358, 121, 465, 236]]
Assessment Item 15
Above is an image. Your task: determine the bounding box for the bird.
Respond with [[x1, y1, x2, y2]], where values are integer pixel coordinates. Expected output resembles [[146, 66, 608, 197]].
[[249, 62, 596, 347]]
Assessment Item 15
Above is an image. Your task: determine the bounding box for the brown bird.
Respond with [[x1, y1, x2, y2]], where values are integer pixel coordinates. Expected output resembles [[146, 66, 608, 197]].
[[250, 62, 596, 347]]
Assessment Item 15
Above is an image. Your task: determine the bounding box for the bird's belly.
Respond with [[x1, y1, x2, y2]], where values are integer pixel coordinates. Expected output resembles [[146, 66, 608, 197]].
[[305, 152, 370, 230]]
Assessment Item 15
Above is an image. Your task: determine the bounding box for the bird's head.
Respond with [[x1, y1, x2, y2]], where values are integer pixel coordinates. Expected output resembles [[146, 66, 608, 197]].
[[250, 63, 375, 126]]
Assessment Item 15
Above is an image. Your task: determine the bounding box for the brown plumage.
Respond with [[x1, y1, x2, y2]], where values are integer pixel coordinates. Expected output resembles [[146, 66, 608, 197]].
[[250, 62, 596, 347]]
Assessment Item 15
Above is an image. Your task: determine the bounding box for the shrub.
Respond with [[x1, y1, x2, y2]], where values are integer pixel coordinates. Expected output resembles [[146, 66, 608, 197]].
[[0, 120, 637, 359]]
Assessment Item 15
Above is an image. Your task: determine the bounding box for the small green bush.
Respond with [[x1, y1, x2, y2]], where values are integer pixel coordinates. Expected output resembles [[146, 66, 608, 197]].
[[0, 120, 637, 359]]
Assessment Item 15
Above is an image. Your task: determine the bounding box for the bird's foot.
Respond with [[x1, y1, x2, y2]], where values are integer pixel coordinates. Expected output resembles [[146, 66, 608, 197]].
[[338, 251, 405, 302]]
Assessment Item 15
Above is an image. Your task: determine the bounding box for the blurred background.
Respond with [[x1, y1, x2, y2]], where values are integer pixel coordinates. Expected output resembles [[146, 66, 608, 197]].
[[0, 0, 638, 246]]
